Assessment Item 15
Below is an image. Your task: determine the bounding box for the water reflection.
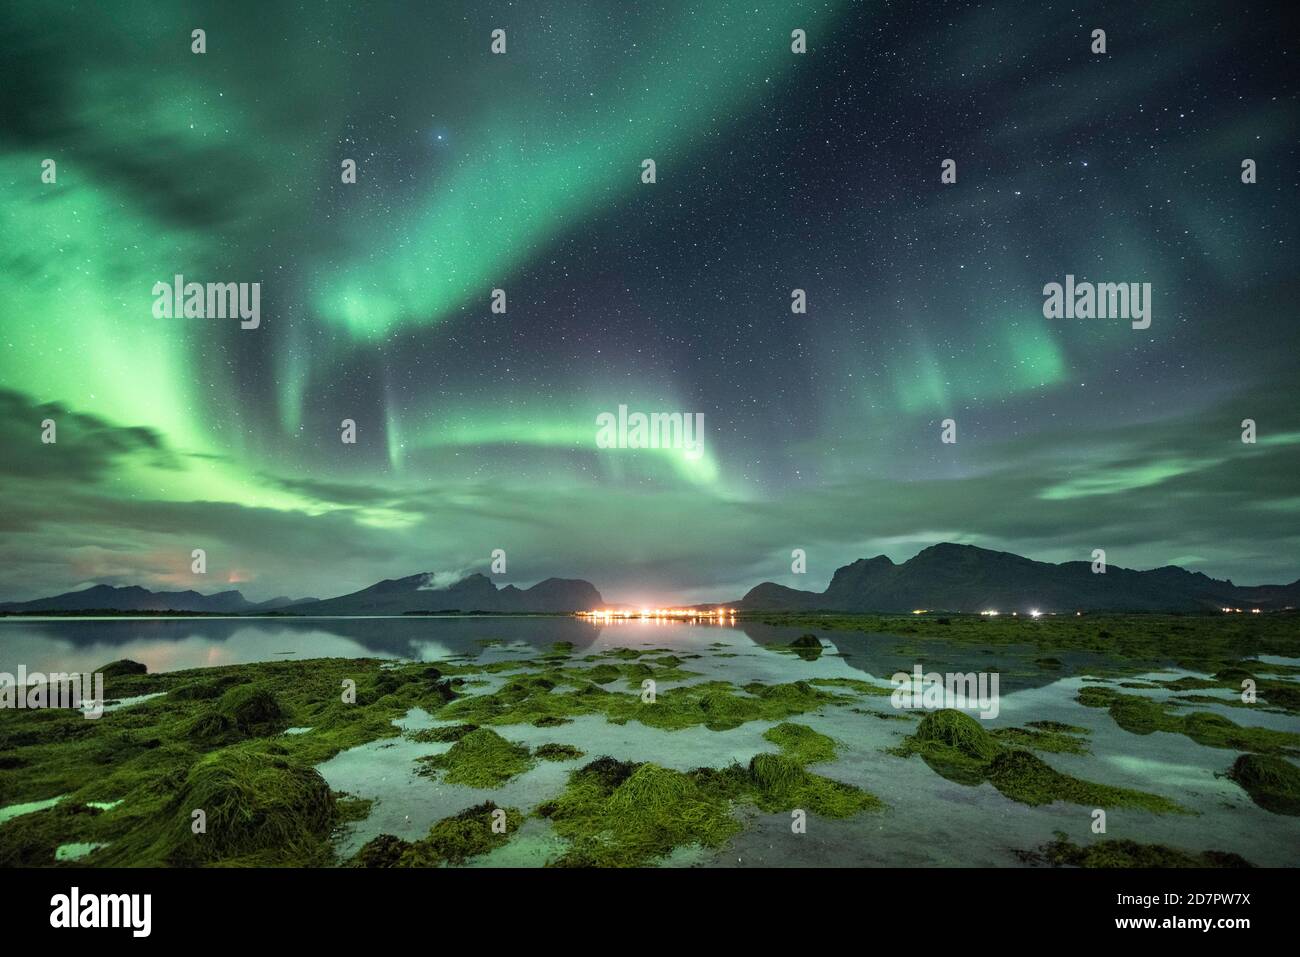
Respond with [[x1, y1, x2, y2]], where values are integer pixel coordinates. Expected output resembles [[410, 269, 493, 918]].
[[0, 616, 603, 675], [0, 616, 1191, 702]]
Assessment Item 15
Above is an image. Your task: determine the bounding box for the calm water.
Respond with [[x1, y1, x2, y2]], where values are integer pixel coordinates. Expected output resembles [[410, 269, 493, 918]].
[[0, 615, 611, 676], [3, 616, 1298, 867]]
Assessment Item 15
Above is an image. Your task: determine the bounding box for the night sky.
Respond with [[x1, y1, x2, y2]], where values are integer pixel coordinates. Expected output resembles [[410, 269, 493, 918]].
[[2, 0, 1297, 606]]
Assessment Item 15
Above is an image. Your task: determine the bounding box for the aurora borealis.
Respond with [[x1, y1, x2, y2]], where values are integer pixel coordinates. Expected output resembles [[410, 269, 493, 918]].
[[1, 0, 1297, 606]]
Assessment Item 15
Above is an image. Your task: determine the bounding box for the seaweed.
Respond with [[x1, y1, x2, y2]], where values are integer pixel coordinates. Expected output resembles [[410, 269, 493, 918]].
[[1026, 832, 1251, 868], [894, 710, 1183, 812], [437, 675, 845, 733], [809, 677, 896, 697], [0, 656, 467, 866], [788, 634, 823, 661], [535, 743, 585, 761], [746, 753, 881, 817], [746, 611, 1300, 678], [406, 723, 478, 743], [992, 723, 1091, 755], [762, 722, 837, 765], [535, 722, 882, 867], [986, 750, 1181, 812], [416, 728, 534, 788], [1077, 686, 1300, 755], [538, 761, 743, 867], [350, 802, 523, 867], [159, 745, 336, 866], [1227, 753, 1300, 815]]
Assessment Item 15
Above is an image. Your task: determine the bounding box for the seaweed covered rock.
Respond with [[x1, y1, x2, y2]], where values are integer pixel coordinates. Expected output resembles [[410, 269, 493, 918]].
[[1262, 684, 1300, 712], [98, 659, 148, 678], [399, 802, 521, 866], [1030, 833, 1252, 868], [748, 752, 806, 798], [896, 710, 1183, 812], [747, 753, 879, 817], [592, 763, 739, 866], [991, 722, 1091, 755], [372, 665, 456, 705], [94, 659, 153, 697], [441, 673, 840, 733], [762, 722, 837, 765], [1228, 753, 1300, 816], [1078, 685, 1300, 753], [695, 689, 753, 729], [186, 683, 286, 742], [168, 747, 334, 865], [744, 679, 821, 703], [532, 715, 571, 727], [539, 749, 880, 866], [406, 723, 478, 744], [538, 759, 738, 867], [914, 709, 1000, 762], [417, 728, 533, 787], [350, 833, 409, 867], [570, 755, 637, 791], [986, 749, 1182, 812], [219, 684, 285, 731], [169, 674, 244, 701], [583, 664, 623, 685], [607, 763, 698, 816], [535, 743, 584, 761], [1213, 666, 1256, 685], [497, 675, 556, 701], [350, 804, 523, 868], [1103, 694, 1171, 735], [986, 750, 1074, 805], [788, 633, 823, 660]]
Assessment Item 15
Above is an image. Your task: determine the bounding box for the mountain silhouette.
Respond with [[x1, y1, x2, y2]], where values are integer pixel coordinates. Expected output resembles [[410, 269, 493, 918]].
[[279, 573, 602, 615], [0, 585, 315, 614], [737, 543, 1300, 613], [0, 572, 601, 615], [5, 545, 1296, 616]]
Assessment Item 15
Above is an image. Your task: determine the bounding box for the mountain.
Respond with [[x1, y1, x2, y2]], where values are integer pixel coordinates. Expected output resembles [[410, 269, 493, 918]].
[[0, 584, 305, 614], [737, 543, 1300, 613], [7, 547, 1295, 616], [0, 572, 600, 616], [282, 573, 602, 615]]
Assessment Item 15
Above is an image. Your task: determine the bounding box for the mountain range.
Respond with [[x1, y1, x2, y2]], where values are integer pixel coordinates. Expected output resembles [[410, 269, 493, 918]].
[[0, 585, 315, 615], [2, 544, 1297, 615], [734, 543, 1300, 613], [0, 574, 601, 616], [281, 573, 602, 615]]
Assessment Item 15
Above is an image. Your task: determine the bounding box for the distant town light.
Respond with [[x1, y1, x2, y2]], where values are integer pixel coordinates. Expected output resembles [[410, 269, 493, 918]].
[[577, 606, 736, 623]]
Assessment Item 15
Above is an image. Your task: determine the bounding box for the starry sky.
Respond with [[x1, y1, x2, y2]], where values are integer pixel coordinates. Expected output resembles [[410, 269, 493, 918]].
[[1, 0, 1297, 606]]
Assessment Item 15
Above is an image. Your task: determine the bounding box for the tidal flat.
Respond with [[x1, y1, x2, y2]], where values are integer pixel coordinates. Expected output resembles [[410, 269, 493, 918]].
[[1, 613, 1297, 867]]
